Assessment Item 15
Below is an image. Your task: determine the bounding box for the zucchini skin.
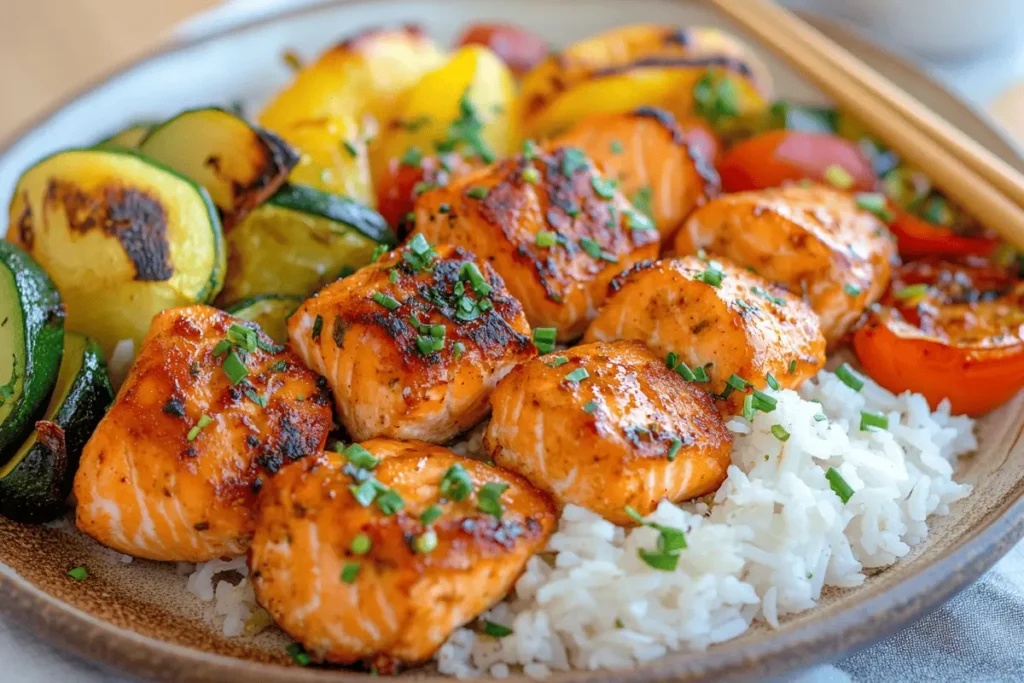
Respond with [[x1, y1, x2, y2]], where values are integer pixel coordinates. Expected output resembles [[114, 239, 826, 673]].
[[225, 294, 303, 345], [0, 335, 113, 522], [0, 241, 65, 460], [270, 184, 397, 246]]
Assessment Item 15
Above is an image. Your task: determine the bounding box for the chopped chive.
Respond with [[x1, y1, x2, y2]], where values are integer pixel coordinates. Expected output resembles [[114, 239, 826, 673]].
[[895, 283, 929, 300], [243, 387, 268, 408], [226, 324, 258, 352], [212, 339, 232, 358], [694, 267, 724, 287], [751, 285, 786, 307], [591, 175, 617, 199], [547, 356, 569, 368], [416, 334, 445, 355], [372, 292, 401, 311], [788, 359, 798, 375], [222, 350, 248, 385], [67, 566, 88, 581], [460, 262, 492, 297], [578, 237, 603, 259], [440, 464, 473, 502], [343, 140, 359, 158], [843, 283, 862, 297], [824, 164, 853, 189], [533, 327, 557, 354], [340, 562, 361, 583], [343, 443, 379, 470], [565, 368, 589, 383], [726, 374, 750, 392], [371, 244, 389, 262], [814, 413, 827, 422], [522, 139, 539, 160], [610, 140, 623, 154], [375, 489, 405, 515], [742, 394, 756, 420], [389, 269, 399, 283], [665, 352, 679, 369], [286, 643, 311, 666], [483, 620, 514, 638], [752, 390, 778, 412], [766, 373, 780, 391], [349, 480, 380, 507], [535, 230, 557, 247], [674, 361, 696, 382], [583, 400, 599, 414], [522, 166, 540, 184], [667, 438, 683, 461], [854, 192, 895, 222], [413, 529, 438, 554], [187, 414, 213, 441], [859, 410, 889, 431], [420, 505, 443, 526], [350, 533, 372, 555], [400, 146, 423, 167], [452, 341, 466, 360], [639, 548, 680, 571], [626, 209, 654, 232], [835, 363, 864, 391], [466, 186, 489, 200], [692, 365, 709, 383], [770, 424, 790, 441], [826, 467, 854, 503], [477, 481, 510, 518], [560, 147, 588, 178]]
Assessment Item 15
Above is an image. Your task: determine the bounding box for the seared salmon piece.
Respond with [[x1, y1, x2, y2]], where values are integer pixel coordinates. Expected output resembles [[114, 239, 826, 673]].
[[584, 256, 825, 412], [249, 439, 555, 672], [73, 305, 332, 562], [484, 340, 732, 524], [550, 107, 720, 244], [674, 185, 897, 345], [411, 146, 660, 341], [288, 240, 535, 443]]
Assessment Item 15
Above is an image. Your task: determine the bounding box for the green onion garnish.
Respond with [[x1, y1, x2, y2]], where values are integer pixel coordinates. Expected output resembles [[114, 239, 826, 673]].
[[413, 529, 438, 554], [667, 438, 683, 461], [639, 549, 680, 571], [350, 533, 372, 555], [814, 413, 827, 422], [226, 324, 258, 352], [547, 356, 569, 368], [460, 262, 492, 297], [726, 374, 750, 392], [854, 192, 895, 222], [824, 164, 853, 189], [859, 410, 889, 431], [452, 341, 466, 360], [533, 327, 557, 354], [766, 373, 780, 391], [751, 390, 778, 412], [370, 244, 389, 262], [522, 167, 540, 184], [187, 414, 213, 441], [694, 267, 724, 287], [375, 489, 405, 515], [565, 368, 589, 383], [610, 140, 623, 154], [742, 394, 756, 421], [535, 231, 557, 247], [340, 563, 361, 584], [895, 283, 929, 300], [67, 566, 88, 581], [286, 643, 311, 666], [483, 620, 514, 638], [343, 444, 379, 470], [477, 481, 510, 518], [466, 186, 489, 200], [221, 349, 247, 385], [788, 359, 798, 375], [420, 505, 443, 526], [583, 400, 598, 414], [692, 365, 710, 383], [440, 464, 473, 502], [674, 361, 696, 382], [826, 467, 854, 503], [835, 363, 864, 391], [372, 292, 401, 311], [349, 480, 380, 507], [400, 146, 422, 166], [665, 352, 679, 369], [591, 176, 618, 199], [770, 424, 790, 441]]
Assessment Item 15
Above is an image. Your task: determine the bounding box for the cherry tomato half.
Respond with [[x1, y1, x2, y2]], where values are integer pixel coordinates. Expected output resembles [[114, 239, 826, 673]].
[[455, 23, 549, 77]]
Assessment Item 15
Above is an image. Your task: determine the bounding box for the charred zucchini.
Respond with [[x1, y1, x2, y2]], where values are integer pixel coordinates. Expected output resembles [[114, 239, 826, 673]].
[[0, 332, 113, 522], [225, 294, 303, 344], [138, 108, 299, 227], [0, 242, 65, 460], [218, 184, 394, 303], [7, 148, 224, 354], [96, 123, 155, 150]]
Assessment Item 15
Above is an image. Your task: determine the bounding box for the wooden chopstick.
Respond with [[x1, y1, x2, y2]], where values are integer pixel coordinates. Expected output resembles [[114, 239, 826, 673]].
[[708, 0, 1024, 251]]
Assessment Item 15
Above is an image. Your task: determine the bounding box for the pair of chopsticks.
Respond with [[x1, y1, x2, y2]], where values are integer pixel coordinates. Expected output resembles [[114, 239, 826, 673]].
[[708, 0, 1024, 251]]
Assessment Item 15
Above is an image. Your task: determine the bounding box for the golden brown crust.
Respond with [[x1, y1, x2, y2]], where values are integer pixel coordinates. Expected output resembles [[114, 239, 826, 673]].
[[249, 440, 556, 669], [412, 146, 659, 340]]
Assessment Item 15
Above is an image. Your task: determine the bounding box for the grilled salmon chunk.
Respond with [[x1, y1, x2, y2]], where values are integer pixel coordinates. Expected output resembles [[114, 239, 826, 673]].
[[673, 185, 897, 345], [584, 256, 826, 412], [484, 340, 732, 524], [550, 107, 720, 244], [288, 240, 535, 443], [411, 146, 660, 341], [249, 439, 556, 672], [73, 305, 332, 562]]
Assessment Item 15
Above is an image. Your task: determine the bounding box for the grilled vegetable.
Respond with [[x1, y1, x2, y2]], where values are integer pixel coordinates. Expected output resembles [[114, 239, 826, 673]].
[[0, 242, 65, 459], [138, 108, 298, 227], [225, 294, 303, 344], [218, 184, 395, 304], [371, 45, 519, 191], [0, 333, 112, 522], [718, 130, 876, 193], [259, 26, 445, 134], [853, 258, 1024, 415], [455, 22, 549, 76], [7, 148, 224, 354], [272, 114, 375, 206], [96, 123, 155, 150], [519, 24, 771, 139]]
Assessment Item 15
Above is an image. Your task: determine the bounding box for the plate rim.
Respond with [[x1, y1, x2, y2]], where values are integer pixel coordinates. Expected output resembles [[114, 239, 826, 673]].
[[2, 1, 1023, 681]]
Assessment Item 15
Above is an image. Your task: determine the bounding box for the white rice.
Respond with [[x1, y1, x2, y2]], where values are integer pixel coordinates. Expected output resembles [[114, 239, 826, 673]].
[[435, 369, 975, 677], [184, 368, 975, 676]]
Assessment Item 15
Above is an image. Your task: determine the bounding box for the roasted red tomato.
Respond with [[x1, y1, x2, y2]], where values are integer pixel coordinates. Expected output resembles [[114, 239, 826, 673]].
[[454, 23, 549, 77], [677, 117, 722, 168], [719, 130, 876, 193], [853, 257, 1024, 415], [376, 152, 477, 229], [885, 205, 1000, 260]]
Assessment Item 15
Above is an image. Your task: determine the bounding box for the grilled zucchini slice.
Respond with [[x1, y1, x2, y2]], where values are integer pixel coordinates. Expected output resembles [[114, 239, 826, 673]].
[[225, 294, 303, 344], [218, 184, 395, 304], [0, 332, 113, 522], [96, 123, 155, 150], [0, 242, 65, 460], [7, 148, 224, 354], [138, 108, 299, 227]]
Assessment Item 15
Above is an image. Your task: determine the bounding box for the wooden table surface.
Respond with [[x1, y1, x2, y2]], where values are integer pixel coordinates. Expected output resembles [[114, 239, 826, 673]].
[[0, 0, 217, 141]]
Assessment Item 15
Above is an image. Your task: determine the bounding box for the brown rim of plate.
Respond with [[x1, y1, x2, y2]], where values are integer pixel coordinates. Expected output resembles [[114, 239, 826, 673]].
[[2, 2, 1024, 682]]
